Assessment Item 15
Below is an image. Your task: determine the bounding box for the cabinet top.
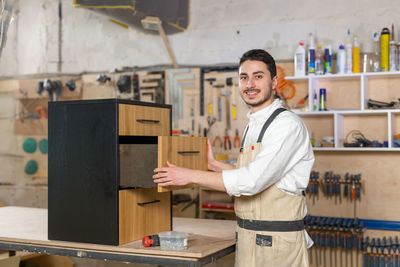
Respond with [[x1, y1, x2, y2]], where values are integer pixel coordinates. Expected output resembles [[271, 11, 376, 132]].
[[48, 98, 172, 109]]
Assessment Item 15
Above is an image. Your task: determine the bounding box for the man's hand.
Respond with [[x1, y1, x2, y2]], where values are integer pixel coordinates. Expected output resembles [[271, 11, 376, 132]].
[[153, 161, 195, 187], [153, 161, 228, 192]]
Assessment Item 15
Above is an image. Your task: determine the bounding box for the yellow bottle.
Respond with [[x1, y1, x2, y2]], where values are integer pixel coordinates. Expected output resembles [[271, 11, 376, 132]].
[[352, 37, 360, 73], [381, 27, 390, 72]]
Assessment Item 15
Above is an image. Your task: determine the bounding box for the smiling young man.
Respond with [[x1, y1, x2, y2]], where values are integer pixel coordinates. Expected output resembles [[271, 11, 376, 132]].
[[153, 49, 314, 267]]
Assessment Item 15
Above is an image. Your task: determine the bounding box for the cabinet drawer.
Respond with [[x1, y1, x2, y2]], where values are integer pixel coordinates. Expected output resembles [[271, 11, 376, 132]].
[[158, 136, 208, 192], [119, 136, 207, 190], [119, 188, 171, 245], [118, 104, 170, 136]]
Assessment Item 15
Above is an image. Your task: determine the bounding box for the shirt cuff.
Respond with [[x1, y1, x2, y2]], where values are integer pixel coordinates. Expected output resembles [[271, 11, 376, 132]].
[[222, 169, 240, 196]]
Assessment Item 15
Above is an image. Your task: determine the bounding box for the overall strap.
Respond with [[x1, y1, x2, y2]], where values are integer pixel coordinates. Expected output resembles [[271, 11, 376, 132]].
[[257, 107, 287, 143], [240, 108, 287, 151]]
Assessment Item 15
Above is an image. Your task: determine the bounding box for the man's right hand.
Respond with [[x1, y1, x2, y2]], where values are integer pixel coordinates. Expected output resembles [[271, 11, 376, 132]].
[[207, 138, 235, 172]]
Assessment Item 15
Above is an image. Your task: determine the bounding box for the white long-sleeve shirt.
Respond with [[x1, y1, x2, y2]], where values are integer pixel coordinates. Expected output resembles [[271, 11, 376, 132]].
[[222, 99, 314, 197], [222, 99, 315, 248]]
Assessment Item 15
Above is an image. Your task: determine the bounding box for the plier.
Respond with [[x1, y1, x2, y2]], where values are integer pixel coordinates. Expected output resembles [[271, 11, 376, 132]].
[[233, 129, 240, 148], [224, 129, 231, 150]]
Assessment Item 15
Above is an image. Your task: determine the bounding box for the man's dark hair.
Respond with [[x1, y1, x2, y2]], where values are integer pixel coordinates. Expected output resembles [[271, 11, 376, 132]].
[[239, 49, 277, 79]]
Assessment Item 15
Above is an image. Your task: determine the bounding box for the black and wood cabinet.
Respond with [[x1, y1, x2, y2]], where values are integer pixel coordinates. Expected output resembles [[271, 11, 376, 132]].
[[48, 99, 207, 245]]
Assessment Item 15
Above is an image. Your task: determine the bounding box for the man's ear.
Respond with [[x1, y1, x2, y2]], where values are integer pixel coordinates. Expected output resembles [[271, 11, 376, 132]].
[[272, 76, 278, 91]]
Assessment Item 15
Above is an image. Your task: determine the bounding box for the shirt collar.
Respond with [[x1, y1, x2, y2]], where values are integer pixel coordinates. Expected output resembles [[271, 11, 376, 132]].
[[247, 99, 282, 123]]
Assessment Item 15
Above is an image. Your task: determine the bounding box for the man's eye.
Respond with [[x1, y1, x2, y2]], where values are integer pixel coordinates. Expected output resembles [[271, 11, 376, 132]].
[[240, 76, 247, 80], [255, 75, 263, 79]]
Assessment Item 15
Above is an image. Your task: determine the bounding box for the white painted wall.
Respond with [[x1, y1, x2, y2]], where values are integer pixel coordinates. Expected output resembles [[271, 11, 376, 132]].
[[1, 0, 400, 75]]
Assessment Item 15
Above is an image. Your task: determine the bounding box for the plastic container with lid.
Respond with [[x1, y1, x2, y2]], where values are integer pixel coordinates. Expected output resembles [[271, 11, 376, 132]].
[[158, 231, 188, 250]]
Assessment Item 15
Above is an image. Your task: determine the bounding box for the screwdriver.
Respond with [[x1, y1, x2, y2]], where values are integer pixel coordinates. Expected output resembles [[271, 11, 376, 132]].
[[363, 236, 369, 267], [380, 237, 385, 267], [344, 173, 349, 197], [394, 236, 399, 267], [370, 238, 376, 267]]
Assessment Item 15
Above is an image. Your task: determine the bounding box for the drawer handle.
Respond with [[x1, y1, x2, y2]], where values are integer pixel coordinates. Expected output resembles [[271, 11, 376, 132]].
[[137, 200, 160, 206], [177, 151, 200, 155], [136, 119, 160, 124]]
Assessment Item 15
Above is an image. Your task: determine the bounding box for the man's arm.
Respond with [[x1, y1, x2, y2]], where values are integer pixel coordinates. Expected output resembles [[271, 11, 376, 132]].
[[153, 139, 235, 192]]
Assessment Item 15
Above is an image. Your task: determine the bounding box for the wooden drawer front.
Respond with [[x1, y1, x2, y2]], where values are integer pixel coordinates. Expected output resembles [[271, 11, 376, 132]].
[[118, 104, 170, 136], [158, 136, 207, 192], [119, 188, 171, 245]]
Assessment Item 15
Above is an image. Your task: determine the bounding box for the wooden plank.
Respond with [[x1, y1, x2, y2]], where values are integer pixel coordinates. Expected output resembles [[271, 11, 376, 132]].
[[14, 118, 47, 135], [0, 80, 19, 93], [119, 189, 171, 245], [307, 151, 400, 221], [0, 207, 235, 259]]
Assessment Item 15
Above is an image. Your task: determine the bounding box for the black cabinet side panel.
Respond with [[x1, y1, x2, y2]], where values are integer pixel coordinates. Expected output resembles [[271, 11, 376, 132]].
[[48, 101, 119, 245]]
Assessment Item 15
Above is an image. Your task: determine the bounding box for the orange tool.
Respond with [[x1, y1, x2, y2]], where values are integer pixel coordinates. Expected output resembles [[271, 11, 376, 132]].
[[212, 135, 222, 147], [224, 129, 231, 150], [35, 106, 48, 119], [233, 129, 240, 148]]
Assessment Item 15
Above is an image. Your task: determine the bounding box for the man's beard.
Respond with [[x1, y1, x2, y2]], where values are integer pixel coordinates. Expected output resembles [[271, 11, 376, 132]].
[[241, 85, 274, 108]]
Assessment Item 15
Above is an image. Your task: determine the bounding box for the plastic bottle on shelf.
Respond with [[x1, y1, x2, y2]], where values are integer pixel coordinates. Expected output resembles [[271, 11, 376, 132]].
[[380, 27, 390, 72], [352, 36, 360, 73], [345, 29, 353, 74], [294, 41, 306, 76], [324, 45, 332, 74], [315, 43, 324, 75], [308, 33, 316, 75], [312, 89, 319, 111], [371, 32, 380, 72], [337, 44, 346, 74], [389, 24, 398, 72]]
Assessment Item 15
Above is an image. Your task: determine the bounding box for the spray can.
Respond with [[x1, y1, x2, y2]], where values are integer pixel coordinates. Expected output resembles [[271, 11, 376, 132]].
[[371, 32, 381, 72], [381, 27, 390, 72], [345, 29, 353, 74], [319, 88, 327, 111], [352, 36, 360, 73], [389, 41, 398, 71], [313, 89, 319, 111], [324, 46, 332, 74], [389, 24, 398, 71], [295, 42, 306, 76], [308, 33, 316, 75], [315, 43, 324, 75], [337, 45, 346, 74]]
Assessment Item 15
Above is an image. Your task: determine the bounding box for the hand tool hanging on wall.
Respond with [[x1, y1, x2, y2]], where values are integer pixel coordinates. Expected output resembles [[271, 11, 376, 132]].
[[205, 78, 216, 115], [221, 90, 232, 129], [96, 74, 111, 83], [213, 84, 224, 122], [233, 129, 240, 148], [224, 129, 231, 150], [226, 77, 237, 120], [205, 115, 216, 137], [38, 79, 63, 101], [168, 69, 195, 129]]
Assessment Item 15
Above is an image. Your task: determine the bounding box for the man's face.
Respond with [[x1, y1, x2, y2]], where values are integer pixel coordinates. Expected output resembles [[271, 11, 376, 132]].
[[239, 60, 277, 113]]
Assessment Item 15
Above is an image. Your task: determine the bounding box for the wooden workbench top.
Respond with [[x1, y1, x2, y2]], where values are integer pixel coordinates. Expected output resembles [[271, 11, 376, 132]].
[[0, 206, 235, 259]]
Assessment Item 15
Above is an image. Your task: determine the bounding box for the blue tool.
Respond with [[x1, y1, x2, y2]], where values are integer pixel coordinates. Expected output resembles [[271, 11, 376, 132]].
[[370, 238, 376, 267], [363, 236, 370, 267]]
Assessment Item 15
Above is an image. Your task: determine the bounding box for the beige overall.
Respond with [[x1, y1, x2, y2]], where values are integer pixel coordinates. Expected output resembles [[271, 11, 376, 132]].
[[234, 109, 309, 267]]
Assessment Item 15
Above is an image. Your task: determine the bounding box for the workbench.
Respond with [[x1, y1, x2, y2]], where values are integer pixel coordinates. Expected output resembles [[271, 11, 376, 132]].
[[0, 207, 236, 267]]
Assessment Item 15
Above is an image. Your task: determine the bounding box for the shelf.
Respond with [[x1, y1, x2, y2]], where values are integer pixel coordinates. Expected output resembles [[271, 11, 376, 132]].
[[287, 71, 400, 80], [201, 208, 235, 213], [287, 72, 400, 151]]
